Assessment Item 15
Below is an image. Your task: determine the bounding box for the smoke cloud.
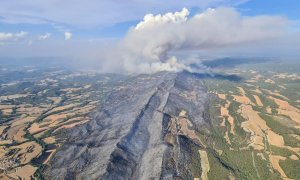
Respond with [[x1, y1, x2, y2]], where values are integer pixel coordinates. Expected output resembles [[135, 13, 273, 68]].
[[102, 7, 287, 74]]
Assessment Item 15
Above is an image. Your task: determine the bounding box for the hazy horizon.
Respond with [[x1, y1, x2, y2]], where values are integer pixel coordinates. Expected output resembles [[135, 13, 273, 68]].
[[1, 0, 300, 74]]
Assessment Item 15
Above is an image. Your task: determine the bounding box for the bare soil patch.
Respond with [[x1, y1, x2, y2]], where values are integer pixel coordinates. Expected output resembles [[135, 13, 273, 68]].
[[269, 155, 288, 178], [269, 96, 300, 124], [253, 95, 263, 106], [199, 150, 210, 180]]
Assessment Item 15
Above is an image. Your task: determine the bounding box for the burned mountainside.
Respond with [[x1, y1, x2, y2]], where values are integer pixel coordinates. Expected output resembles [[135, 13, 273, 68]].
[[44, 72, 212, 179]]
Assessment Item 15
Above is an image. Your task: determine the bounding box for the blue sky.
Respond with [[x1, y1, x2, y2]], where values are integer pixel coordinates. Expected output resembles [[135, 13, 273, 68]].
[[0, 0, 299, 59], [1, 0, 299, 40], [238, 0, 300, 19]]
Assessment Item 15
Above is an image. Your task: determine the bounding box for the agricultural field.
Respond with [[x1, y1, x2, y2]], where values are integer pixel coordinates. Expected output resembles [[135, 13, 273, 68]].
[[201, 61, 300, 180], [0, 64, 126, 179], [0, 60, 299, 179]]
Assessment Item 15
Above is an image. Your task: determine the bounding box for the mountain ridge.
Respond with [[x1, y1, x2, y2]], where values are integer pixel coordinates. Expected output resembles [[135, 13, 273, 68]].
[[44, 72, 210, 179]]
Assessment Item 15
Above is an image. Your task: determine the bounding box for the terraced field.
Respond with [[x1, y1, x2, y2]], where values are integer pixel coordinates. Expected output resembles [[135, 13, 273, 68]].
[[0, 66, 125, 179], [203, 63, 300, 179]]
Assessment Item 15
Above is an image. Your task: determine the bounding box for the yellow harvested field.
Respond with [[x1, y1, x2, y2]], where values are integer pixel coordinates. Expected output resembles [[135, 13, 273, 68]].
[[0, 94, 31, 101], [12, 141, 42, 165], [252, 88, 262, 94], [43, 136, 56, 144], [232, 87, 254, 105], [0, 175, 10, 180], [267, 131, 284, 147], [265, 90, 289, 100], [56, 120, 89, 130], [40, 113, 85, 129], [289, 154, 298, 160], [250, 135, 264, 151], [69, 94, 90, 101], [41, 106, 95, 129], [253, 95, 263, 106], [266, 107, 273, 114], [218, 94, 226, 100], [278, 109, 300, 124], [240, 105, 266, 131], [7, 125, 21, 140], [220, 101, 235, 134], [232, 95, 253, 105], [199, 150, 210, 180], [0, 105, 15, 109], [0, 140, 13, 145], [13, 126, 27, 143], [48, 97, 61, 104], [44, 113, 72, 125], [17, 106, 44, 116], [0, 72, 101, 175], [34, 130, 46, 139], [240, 105, 285, 150], [70, 105, 95, 114], [46, 103, 78, 114], [269, 155, 288, 179], [7, 164, 38, 180], [11, 116, 35, 127], [269, 96, 300, 124], [287, 147, 300, 155], [1, 108, 12, 115], [29, 123, 48, 134], [42, 112, 84, 129], [238, 87, 246, 95]]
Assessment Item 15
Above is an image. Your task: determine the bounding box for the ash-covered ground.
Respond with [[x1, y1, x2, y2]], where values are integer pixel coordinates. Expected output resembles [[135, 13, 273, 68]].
[[44, 71, 211, 179]]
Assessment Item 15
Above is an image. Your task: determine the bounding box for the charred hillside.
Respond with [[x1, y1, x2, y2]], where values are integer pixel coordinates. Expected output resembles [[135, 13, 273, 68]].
[[44, 72, 210, 180]]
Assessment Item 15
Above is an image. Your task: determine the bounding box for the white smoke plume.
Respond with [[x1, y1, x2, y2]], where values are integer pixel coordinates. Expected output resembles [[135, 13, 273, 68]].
[[102, 7, 287, 74]]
